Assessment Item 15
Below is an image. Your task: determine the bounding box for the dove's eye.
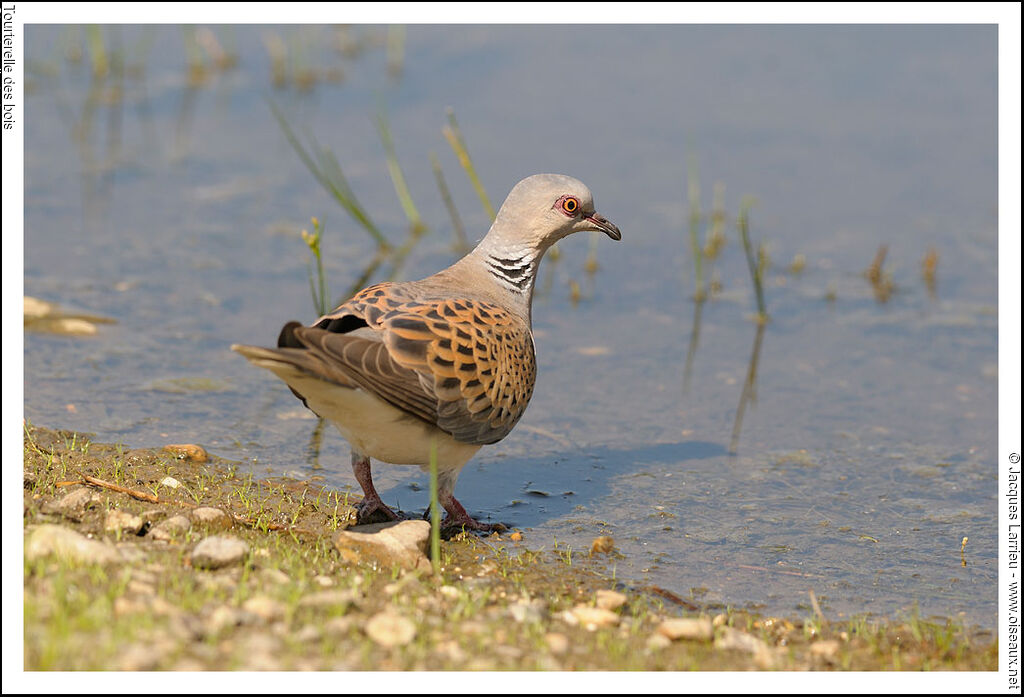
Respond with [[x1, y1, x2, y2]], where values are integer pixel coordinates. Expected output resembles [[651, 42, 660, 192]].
[[560, 196, 580, 216]]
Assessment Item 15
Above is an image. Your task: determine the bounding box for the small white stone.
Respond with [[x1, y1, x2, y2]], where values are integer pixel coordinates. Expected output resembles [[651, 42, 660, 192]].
[[365, 611, 416, 647], [657, 617, 714, 641], [438, 585, 461, 600], [26, 524, 121, 564], [595, 589, 627, 611], [160, 476, 181, 489], [191, 536, 249, 570], [105, 509, 144, 536], [243, 595, 286, 623], [571, 604, 619, 630], [545, 632, 569, 655], [148, 515, 191, 542], [190, 507, 232, 530]]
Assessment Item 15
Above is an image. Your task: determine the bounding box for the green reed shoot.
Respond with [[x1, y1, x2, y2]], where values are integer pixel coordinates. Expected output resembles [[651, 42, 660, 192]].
[[269, 99, 388, 249], [86, 25, 108, 78], [687, 155, 705, 301], [429, 441, 441, 575], [737, 196, 767, 321], [386, 25, 406, 80], [181, 26, 206, 85], [705, 181, 727, 261], [430, 151, 469, 252], [301, 217, 329, 317], [443, 107, 495, 222], [376, 107, 427, 235]]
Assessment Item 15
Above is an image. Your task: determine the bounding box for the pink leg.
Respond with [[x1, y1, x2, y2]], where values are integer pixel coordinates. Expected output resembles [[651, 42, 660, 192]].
[[352, 452, 401, 525], [438, 489, 505, 533]]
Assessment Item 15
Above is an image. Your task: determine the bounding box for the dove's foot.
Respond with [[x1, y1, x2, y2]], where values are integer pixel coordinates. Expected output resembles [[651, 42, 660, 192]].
[[438, 491, 507, 535]]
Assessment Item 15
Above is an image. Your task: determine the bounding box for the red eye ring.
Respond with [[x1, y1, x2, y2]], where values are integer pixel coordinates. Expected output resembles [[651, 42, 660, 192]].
[[561, 197, 579, 215]]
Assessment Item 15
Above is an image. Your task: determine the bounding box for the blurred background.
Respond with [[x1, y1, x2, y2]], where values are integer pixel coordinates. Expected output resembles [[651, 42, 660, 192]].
[[22, 24, 998, 628]]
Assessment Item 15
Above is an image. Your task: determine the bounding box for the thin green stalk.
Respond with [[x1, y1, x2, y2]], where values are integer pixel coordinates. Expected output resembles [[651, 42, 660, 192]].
[[301, 217, 329, 316], [386, 25, 406, 79], [86, 25, 108, 78], [737, 196, 767, 321], [375, 108, 426, 235], [443, 107, 495, 221], [430, 151, 468, 251], [268, 99, 388, 248], [429, 441, 441, 575], [687, 155, 704, 301]]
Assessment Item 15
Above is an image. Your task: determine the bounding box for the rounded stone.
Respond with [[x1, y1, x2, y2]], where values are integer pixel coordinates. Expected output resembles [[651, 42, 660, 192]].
[[595, 589, 627, 611], [105, 509, 144, 536], [26, 524, 121, 564], [571, 605, 620, 630], [190, 506, 232, 531], [657, 617, 714, 641], [148, 515, 191, 541], [365, 611, 416, 648], [190, 535, 249, 570]]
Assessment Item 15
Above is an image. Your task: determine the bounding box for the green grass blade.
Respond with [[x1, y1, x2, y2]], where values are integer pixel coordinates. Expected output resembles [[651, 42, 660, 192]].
[[429, 440, 441, 576], [444, 107, 495, 222], [375, 108, 427, 235]]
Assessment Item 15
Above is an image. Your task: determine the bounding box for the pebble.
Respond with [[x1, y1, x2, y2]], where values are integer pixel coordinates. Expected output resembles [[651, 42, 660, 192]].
[[148, 515, 191, 541], [191, 536, 249, 570], [595, 589, 627, 611], [259, 568, 291, 585], [571, 604, 620, 630], [313, 574, 335, 587], [334, 520, 431, 571], [26, 524, 121, 564], [365, 611, 417, 647], [294, 624, 322, 643], [657, 617, 714, 641], [190, 506, 232, 531], [159, 476, 181, 489], [206, 605, 246, 634], [557, 610, 580, 627], [298, 589, 359, 611], [646, 633, 672, 650], [714, 626, 768, 653], [438, 585, 461, 600], [508, 600, 544, 624], [163, 444, 209, 463], [117, 644, 161, 671], [809, 639, 841, 663], [55, 488, 102, 516], [714, 626, 780, 668], [242, 595, 286, 623], [105, 509, 143, 536], [545, 632, 569, 655]]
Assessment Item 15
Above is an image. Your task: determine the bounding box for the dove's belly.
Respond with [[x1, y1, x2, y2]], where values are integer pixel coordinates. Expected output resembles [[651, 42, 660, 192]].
[[281, 372, 482, 469]]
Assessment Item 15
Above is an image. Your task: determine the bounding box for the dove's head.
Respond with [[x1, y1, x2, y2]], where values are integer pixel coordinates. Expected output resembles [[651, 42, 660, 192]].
[[486, 173, 621, 253]]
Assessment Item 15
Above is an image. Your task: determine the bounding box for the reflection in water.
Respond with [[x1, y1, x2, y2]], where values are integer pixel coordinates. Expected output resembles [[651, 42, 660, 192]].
[[305, 416, 326, 471], [729, 321, 767, 455], [681, 297, 704, 395]]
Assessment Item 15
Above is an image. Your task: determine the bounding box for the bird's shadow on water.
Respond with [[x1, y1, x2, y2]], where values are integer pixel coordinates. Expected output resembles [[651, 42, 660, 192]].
[[377, 440, 728, 531]]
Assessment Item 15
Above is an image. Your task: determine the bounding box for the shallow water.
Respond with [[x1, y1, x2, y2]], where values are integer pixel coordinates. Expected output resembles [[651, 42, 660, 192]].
[[23, 25, 998, 627]]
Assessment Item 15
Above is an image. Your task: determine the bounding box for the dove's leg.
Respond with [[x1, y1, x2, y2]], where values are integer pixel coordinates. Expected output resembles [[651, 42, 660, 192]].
[[351, 451, 402, 525], [437, 469, 505, 533]]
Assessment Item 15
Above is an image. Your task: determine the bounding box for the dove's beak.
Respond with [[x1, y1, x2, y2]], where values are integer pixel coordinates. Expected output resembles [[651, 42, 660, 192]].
[[586, 212, 621, 241]]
